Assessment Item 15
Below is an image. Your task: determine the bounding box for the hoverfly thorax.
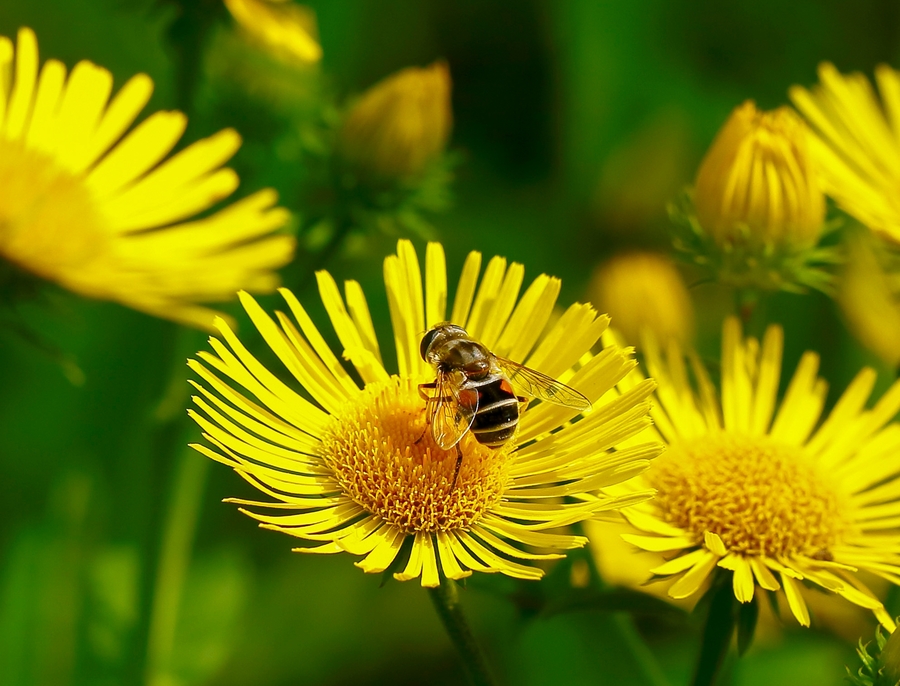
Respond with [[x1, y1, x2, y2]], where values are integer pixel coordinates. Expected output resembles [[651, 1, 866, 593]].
[[418, 323, 592, 485], [419, 322, 469, 362]]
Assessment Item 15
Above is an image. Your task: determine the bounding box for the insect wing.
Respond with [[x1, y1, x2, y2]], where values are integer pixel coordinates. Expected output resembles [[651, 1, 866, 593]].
[[495, 357, 592, 411], [430, 370, 479, 449]]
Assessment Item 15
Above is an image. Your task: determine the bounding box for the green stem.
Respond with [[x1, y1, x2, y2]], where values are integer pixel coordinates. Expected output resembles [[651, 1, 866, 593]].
[[144, 449, 210, 686], [428, 579, 497, 686], [166, 0, 223, 114], [611, 613, 672, 686], [142, 324, 209, 685], [691, 578, 738, 686]]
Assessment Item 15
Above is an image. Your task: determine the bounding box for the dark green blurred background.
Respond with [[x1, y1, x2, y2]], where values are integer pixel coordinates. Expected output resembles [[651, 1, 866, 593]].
[[2, 1, 899, 684]]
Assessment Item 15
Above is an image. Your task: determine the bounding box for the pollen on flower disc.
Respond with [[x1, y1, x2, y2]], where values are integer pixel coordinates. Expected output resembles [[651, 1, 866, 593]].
[[649, 432, 849, 557], [319, 377, 513, 533]]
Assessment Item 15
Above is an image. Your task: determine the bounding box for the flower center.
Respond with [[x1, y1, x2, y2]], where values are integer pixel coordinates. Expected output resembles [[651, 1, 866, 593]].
[[319, 377, 513, 533], [0, 141, 109, 286], [648, 432, 848, 557]]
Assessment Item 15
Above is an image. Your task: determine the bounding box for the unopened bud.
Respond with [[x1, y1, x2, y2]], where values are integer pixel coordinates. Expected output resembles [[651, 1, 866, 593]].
[[694, 101, 825, 249], [339, 61, 452, 179], [224, 0, 322, 65]]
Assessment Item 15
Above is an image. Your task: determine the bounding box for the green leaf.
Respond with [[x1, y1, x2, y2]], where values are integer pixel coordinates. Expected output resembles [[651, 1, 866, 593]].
[[692, 578, 738, 686]]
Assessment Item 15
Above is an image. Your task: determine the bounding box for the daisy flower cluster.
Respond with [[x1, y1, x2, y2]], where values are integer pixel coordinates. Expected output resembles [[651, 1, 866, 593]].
[[8, 7, 900, 686]]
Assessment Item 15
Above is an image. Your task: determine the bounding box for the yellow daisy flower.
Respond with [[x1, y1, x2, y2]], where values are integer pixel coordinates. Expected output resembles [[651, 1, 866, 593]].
[[187, 239, 662, 586], [611, 318, 900, 628], [0, 27, 293, 330], [790, 63, 900, 244], [223, 0, 323, 66]]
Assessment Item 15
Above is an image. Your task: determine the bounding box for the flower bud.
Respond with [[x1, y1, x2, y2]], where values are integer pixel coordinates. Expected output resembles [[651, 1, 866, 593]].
[[224, 0, 322, 65], [589, 252, 694, 346], [694, 101, 825, 249], [339, 61, 452, 179]]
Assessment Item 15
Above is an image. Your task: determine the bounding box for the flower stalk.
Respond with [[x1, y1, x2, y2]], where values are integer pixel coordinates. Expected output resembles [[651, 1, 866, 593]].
[[144, 451, 209, 686], [144, 328, 209, 686], [428, 579, 497, 686], [691, 575, 738, 686]]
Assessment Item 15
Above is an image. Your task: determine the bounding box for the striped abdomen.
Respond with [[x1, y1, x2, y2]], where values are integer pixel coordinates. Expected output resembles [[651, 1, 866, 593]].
[[468, 375, 519, 448]]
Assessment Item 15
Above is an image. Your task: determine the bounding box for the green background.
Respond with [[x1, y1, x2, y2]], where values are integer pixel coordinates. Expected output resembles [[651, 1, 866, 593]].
[[1, 1, 898, 684]]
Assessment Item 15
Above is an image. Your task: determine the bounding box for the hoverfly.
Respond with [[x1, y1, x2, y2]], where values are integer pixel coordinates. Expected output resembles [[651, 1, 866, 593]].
[[418, 322, 592, 485]]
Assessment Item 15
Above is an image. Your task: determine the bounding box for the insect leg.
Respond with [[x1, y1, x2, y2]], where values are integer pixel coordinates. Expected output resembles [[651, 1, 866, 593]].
[[451, 443, 463, 489], [414, 382, 438, 444]]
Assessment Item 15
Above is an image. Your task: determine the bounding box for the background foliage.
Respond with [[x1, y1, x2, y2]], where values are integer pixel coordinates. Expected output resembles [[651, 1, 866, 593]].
[[1, 1, 899, 684]]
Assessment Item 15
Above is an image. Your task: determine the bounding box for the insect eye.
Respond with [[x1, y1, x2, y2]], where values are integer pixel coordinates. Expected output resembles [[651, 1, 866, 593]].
[[420, 329, 439, 360]]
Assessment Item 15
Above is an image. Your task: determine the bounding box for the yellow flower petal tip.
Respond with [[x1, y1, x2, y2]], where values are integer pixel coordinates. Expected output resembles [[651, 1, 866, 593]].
[[339, 61, 452, 179], [602, 316, 900, 629], [0, 27, 293, 330], [589, 251, 694, 346], [188, 239, 662, 585], [224, 0, 323, 65], [695, 100, 825, 249], [791, 63, 900, 244]]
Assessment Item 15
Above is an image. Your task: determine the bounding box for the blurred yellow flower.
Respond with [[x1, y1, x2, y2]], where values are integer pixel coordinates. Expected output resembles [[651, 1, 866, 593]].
[[588, 252, 694, 346], [224, 0, 322, 65], [339, 62, 452, 179], [839, 236, 900, 367], [0, 27, 293, 330], [695, 101, 825, 249], [609, 318, 900, 629], [791, 63, 900, 244], [188, 240, 662, 586]]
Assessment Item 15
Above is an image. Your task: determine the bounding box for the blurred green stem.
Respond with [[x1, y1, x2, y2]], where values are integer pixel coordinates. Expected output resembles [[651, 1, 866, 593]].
[[144, 449, 209, 686], [691, 577, 737, 686], [142, 326, 207, 686], [166, 0, 223, 113], [428, 579, 497, 686], [611, 613, 671, 686], [138, 18, 220, 675]]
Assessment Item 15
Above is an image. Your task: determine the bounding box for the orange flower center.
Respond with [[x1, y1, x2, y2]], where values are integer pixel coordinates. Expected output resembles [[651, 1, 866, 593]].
[[319, 377, 512, 533], [649, 432, 848, 557]]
